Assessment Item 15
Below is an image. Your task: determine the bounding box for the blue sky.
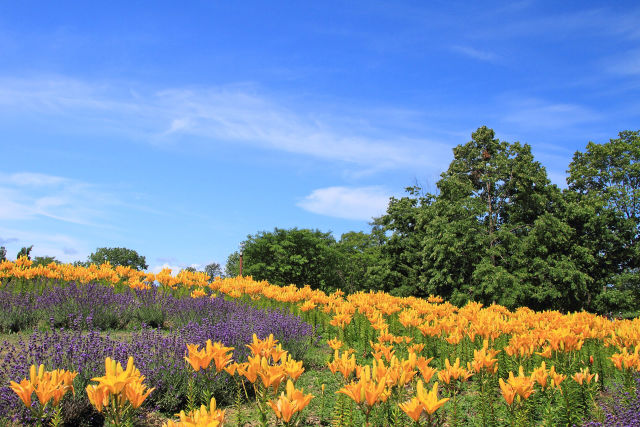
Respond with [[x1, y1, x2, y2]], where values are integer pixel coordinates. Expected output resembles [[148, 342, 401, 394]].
[[1, 1, 639, 272]]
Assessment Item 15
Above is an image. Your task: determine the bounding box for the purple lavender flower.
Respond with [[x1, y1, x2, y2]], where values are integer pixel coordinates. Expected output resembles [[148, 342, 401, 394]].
[[0, 285, 313, 421]]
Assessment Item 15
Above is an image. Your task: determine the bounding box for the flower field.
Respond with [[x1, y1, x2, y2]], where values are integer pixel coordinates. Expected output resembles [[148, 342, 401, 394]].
[[1, 258, 640, 426]]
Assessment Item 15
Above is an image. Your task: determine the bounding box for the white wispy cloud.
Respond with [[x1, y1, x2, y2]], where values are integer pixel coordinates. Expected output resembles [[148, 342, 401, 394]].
[[149, 262, 202, 274], [606, 49, 640, 76], [0, 226, 87, 263], [297, 186, 391, 221], [0, 77, 448, 172], [0, 172, 118, 226], [501, 99, 600, 130], [451, 45, 499, 63], [473, 7, 640, 41]]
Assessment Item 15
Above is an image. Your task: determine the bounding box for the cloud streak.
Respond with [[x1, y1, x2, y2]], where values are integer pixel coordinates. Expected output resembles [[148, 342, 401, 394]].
[[297, 186, 391, 221], [451, 45, 499, 63], [0, 226, 86, 263], [0, 77, 449, 172], [606, 49, 640, 76], [0, 172, 118, 226], [500, 99, 600, 130]]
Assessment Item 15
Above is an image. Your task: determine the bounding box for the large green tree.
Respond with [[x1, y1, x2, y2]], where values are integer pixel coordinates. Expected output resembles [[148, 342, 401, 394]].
[[419, 126, 568, 308], [372, 126, 591, 311], [567, 130, 640, 314], [88, 247, 148, 270], [373, 186, 431, 296], [227, 228, 343, 292], [335, 230, 388, 294]]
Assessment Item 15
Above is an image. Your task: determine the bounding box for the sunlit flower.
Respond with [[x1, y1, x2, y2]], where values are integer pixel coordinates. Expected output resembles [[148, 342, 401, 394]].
[[399, 397, 423, 422], [267, 380, 313, 423], [416, 380, 449, 414]]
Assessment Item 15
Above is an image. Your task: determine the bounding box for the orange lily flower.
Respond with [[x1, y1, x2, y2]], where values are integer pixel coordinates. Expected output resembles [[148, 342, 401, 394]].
[[125, 378, 155, 409], [268, 380, 313, 423], [416, 380, 449, 414], [164, 396, 225, 427], [86, 384, 109, 412], [437, 358, 473, 384], [399, 397, 423, 422], [505, 366, 535, 400], [246, 333, 278, 358], [531, 362, 549, 389], [337, 380, 364, 404], [572, 367, 598, 386], [327, 338, 343, 350], [9, 378, 34, 408], [283, 355, 305, 381], [549, 366, 567, 389], [91, 357, 139, 395], [499, 378, 516, 405]]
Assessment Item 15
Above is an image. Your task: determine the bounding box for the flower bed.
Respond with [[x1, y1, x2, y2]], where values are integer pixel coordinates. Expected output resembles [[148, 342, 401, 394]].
[[0, 293, 312, 424]]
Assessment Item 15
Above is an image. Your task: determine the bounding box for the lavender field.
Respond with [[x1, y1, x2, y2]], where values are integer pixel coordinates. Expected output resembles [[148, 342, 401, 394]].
[[0, 280, 314, 425]]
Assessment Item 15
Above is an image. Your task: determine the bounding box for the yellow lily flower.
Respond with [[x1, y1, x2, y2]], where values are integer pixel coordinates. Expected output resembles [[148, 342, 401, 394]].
[[416, 380, 449, 414]]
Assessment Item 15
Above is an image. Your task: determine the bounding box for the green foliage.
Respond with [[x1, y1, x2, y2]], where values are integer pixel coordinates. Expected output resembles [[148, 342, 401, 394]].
[[225, 251, 241, 277], [225, 127, 639, 314], [567, 130, 640, 314], [394, 127, 570, 309], [229, 228, 343, 292], [335, 230, 387, 294], [373, 126, 640, 313], [33, 255, 58, 266], [372, 186, 429, 296], [87, 247, 148, 270], [16, 245, 33, 260], [226, 228, 389, 293], [204, 262, 222, 279], [0, 246, 6, 261]]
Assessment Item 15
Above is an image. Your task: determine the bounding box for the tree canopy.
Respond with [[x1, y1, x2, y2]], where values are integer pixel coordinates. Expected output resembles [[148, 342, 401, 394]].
[[226, 228, 342, 292], [88, 247, 148, 271], [226, 127, 639, 315]]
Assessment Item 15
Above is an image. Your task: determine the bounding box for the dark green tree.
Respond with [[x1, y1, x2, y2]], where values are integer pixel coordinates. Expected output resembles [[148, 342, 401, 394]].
[[418, 126, 585, 310], [17, 245, 33, 260], [335, 230, 387, 293], [373, 186, 431, 296], [204, 262, 222, 279], [33, 256, 58, 266], [226, 228, 342, 292], [0, 246, 6, 261], [88, 247, 148, 270], [567, 130, 640, 314], [225, 252, 240, 277]]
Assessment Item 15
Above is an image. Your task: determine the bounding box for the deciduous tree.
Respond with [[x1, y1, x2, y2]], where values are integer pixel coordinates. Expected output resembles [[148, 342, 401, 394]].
[[88, 247, 148, 270]]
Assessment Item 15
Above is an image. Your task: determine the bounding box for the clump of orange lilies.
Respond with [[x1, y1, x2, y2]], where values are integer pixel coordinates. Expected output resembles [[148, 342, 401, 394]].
[[85, 357, 154, 426], [399, 381, 449, 425], [11, 358, 152, 427], [10, 364, 77, 426], [164, 396, 226, 427], [176, 333, 312, 426]]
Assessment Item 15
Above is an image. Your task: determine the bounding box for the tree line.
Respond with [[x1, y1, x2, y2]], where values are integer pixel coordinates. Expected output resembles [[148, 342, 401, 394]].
[[3, 127, 636, 315], [225, 127, 639, 316]]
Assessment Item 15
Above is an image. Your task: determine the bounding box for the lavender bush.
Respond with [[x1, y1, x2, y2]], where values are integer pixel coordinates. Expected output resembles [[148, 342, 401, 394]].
[[0, 282, 140, 332], [0, 296, 313, 423], [0, 280, 314, 336], [583, 374, 640, 427]]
